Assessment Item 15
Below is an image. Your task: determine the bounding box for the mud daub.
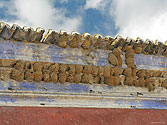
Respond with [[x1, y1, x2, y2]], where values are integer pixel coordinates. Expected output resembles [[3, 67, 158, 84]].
[[1, 22, 167, 92], [0, 59, 167, 92]]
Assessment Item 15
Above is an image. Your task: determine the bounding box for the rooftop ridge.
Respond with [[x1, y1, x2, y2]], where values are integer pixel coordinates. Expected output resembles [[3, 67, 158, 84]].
[[0, 22, 167, 56]]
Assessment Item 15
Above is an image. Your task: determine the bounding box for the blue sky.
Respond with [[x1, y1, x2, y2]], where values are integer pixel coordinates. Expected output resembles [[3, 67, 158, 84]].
[[0, 0, 167, 42]]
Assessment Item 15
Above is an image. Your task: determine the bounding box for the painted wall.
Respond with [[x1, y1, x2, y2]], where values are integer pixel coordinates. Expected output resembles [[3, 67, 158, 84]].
[[0, 40, 167, 109]]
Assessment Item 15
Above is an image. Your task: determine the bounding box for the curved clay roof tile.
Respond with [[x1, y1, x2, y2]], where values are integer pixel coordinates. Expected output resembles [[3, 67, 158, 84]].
[[82, 32, 91, 38], [71, 31, 80, 36], [59, 29, 67, 35], [93, 34, 103, 39], [104, 35, 112, 40]]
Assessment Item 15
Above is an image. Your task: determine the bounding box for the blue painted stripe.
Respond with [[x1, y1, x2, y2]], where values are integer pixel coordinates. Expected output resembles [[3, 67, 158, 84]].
[[1, 41, 167, 70], [135, 54, 167, 70]]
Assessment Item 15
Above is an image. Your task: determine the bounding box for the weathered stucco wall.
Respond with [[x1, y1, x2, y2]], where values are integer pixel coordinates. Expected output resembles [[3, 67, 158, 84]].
[[0, 22, 167, 109]]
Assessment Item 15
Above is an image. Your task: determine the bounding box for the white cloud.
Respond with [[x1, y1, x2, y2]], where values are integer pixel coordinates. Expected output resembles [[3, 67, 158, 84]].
[[110, 0, 167, 42], [0, 0, 81, 33], [84, 0, 109, 12], [0, 3, 4, 8]]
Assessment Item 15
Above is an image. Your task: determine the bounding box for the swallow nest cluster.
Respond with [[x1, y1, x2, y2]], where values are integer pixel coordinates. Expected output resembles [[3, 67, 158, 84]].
[[0, 22, 167, 92]]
